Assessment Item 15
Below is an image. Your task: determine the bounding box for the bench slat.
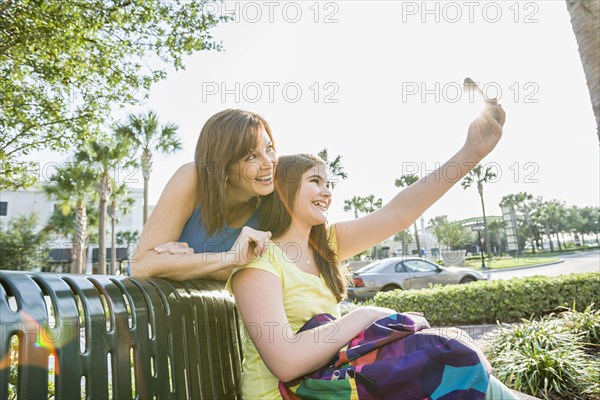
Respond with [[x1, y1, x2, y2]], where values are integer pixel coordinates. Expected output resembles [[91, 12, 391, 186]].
[[0, 271, 242, 400]]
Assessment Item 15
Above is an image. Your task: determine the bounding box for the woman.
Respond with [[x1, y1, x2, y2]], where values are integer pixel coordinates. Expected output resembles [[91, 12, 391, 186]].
[[228, 102, 518, 399], [131, 109, 276, 281]]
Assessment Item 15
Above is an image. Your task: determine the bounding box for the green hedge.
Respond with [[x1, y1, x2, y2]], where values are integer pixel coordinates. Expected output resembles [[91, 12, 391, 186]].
[[373, 273, 600, 326]]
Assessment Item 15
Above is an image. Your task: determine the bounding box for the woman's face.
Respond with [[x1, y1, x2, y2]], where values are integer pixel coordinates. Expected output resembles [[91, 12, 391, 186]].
[[292, 164, 332, 227], [226, 129, 276, 199]]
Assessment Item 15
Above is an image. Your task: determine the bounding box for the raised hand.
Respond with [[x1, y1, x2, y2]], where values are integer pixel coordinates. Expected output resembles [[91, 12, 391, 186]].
[[463, 100, 506, 161]]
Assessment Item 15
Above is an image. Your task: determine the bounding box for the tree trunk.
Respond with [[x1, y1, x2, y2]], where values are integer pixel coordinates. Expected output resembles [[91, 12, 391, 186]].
[[98, 198, 107, 275], [478, 185, 492, 257], [142, 149, 152, 226], [97, 174, 112, 275], [496, 228, 502, 257], [555, 232, 563, 252], [523, 206, 535, 253], [566, 0, 600, 142], [111, 216, 116, 275], [73, 202, 87, 274], [413, 221, 421, 255], [143, 173, 149, 226], [107, 203, 117, 275], [401, 240, 408, 256], [545, 221, 554, 252]]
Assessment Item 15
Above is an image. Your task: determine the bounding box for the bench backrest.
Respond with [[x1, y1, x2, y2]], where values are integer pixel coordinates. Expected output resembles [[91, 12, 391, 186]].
[[0, 271, 243, 399]]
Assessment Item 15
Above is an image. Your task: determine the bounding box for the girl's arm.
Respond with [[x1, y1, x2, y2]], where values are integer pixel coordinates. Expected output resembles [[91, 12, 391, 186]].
[[335, 102, 506, 260], [130, 163, 270, 281], [231, 267, 395, 382]]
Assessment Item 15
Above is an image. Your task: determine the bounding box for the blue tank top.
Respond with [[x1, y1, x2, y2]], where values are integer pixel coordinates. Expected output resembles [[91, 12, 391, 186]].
[[178, 206, 261, 253]]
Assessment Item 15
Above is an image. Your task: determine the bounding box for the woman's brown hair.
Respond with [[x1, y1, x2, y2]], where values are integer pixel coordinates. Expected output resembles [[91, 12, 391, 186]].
[[195, 109, 274, 236], [259, 154, 347, 302]]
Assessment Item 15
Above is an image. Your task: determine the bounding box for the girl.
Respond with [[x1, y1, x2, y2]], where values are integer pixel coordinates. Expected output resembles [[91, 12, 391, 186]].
[[228, 102, 518, 399], [131, 109, 276, 281]]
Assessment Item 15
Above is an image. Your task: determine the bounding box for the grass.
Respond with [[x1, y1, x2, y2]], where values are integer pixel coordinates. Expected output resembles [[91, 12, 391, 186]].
[[520, 245, 599, 257], [464, 255, 560, 270]]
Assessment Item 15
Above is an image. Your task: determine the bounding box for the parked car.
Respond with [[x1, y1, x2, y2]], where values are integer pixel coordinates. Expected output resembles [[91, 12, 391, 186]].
[[347, 257, 488, 301]]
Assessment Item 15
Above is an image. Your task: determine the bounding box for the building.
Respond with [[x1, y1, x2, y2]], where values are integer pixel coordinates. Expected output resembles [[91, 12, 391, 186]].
[[0, 186, 146, 273], [387, 215, 504, 262]]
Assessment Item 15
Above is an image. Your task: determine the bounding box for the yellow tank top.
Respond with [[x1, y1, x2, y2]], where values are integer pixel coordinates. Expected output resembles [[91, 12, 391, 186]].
[[226, 228, 341, 400]]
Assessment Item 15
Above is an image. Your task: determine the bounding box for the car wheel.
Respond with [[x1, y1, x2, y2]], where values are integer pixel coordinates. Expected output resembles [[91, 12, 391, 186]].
[[381, 284, 400, 292], [460, 276, 476, 284]]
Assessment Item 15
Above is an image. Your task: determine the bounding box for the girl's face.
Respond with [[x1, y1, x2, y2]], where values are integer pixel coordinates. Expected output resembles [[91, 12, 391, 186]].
[[226, 129, 276, 199], [292, 164, 332, 227]]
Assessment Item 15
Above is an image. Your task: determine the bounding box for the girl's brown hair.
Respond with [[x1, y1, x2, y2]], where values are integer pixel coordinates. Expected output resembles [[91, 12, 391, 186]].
[[195, 109, 274, 236], [260, 154, 347, 302]]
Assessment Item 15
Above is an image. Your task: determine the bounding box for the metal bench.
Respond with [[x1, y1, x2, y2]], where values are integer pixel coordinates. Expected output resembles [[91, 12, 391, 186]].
[[0, 271, 243, 399]]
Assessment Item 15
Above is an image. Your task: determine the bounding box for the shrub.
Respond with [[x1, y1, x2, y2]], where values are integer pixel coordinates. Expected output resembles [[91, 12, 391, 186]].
[[486, 313, 600, 399], [373, 273, 599, 326], [558, 303, 600, 347]]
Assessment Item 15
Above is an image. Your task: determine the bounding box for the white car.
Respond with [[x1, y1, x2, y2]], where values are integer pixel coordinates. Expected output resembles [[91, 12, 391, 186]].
[[347, 257, 488, 301]]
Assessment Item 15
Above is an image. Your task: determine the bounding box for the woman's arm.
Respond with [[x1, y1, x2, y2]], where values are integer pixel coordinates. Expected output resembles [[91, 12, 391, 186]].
[[131, 163, 271, 281], [232, 267, 395, 382], [130, 163, 223, 280], [335, 102, 506, 260]]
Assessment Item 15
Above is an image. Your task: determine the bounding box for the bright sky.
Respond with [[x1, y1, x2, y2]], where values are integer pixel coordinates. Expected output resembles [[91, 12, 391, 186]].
[[40, 1, 600, 226]]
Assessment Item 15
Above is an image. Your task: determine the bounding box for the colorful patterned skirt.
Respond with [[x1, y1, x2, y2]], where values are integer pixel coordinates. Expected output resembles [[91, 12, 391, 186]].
[[279, 313, 492, 400]]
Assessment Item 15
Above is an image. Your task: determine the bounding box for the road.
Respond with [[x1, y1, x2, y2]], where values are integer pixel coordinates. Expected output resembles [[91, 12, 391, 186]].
[[486, 250, 600, 281]]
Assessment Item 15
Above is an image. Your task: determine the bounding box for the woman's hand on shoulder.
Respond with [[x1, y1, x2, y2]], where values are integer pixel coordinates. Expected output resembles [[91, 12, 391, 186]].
[[229, 226, 272, 267]]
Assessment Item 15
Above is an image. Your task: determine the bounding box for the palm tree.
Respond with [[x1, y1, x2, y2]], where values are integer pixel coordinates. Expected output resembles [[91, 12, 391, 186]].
[[115, 111, 181, 225], [532, 198, 567, 252], [343, 195, 382, 258], [588, 207, 600, 245], [44, 162, 96, 274], [117, 230, 140, 257], [579, 206, 600, 246], [461, 164, 496, 257], [77, 136, 132, 274], [107, 183, 136, 275], [487, 219, 505, 256], [46, 203, 99, 273], [395, 174, 421, 253], [394, 230, 413, 256], [362, 194, 382, 213], [516, 192, 536, 252], [566, 0, 600, 142], [545, 200, 567, 252], [343, 196, 366, 219], [318, 149, 348, 189], [499, 194, 521, 253], [529, 197, 551, 251], [500, 192, 536, 253]]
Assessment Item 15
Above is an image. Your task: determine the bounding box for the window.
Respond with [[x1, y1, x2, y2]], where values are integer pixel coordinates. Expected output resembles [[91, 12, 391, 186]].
[[0, 201, 7, 216], [394, 263, 407, 273], [403, 260, 437, 273]]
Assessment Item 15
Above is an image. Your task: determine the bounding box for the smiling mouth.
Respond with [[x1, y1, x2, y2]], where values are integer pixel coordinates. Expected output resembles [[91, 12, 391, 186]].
[[312, 201, 328, 211], [256, 174, 273, 183]]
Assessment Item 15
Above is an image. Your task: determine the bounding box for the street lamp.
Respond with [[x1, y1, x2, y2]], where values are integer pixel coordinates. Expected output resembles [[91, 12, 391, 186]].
[[471, 224, 487, 269]]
